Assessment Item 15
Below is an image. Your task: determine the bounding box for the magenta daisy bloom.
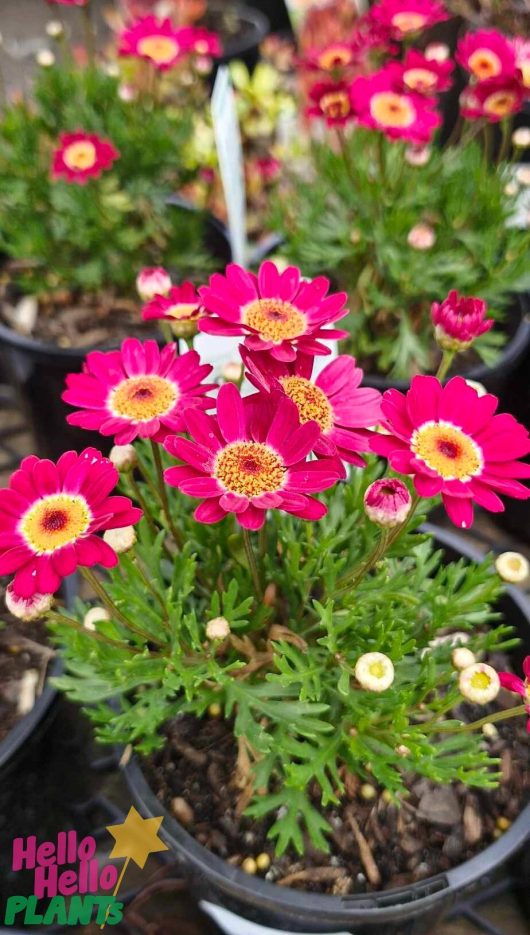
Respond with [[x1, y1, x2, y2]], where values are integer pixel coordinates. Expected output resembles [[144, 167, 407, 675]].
[[456, 30, 516, 82], [199, 261, 348, 362], [52, 132, 119, 185], [142, 283, 201, 338], [63, 338, 215, 446], [241, 348, 382, 469], [513, 38, 530, 90], [306, 79, 356, 126], [164, 383, 342, 530], [498, 657, 530, 733], [179, 26, 222, 59], [370, 375, 530, 529], [431, 291, 493, 351], [0, 448, 142, 598], [368, 0, 448, 38], [118, 16, 188, 71], [302, 42, 359, 74], [400, 50, 454, 95], [350, 66, 442, 144], [460, 76, 524, 123]]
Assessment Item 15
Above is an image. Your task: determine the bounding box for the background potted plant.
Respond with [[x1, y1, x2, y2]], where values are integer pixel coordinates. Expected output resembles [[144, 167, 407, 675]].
[[1, 257, 528, 934], [270, 0, 530, 396]]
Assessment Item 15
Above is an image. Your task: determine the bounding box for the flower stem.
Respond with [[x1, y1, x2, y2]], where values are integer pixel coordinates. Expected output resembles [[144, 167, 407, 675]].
[[435, 349, 455, 382], [128, 474, 157, 534], [150, 440, 181, 546], [131, 550, 168, 620], [48, 611, 137, 653], [80, 567, 161, 645], [497, 116, 513, 165], [335, 128, 356, 187], [81, 1, 96, 64], [242, 528, 263, 599], [423, 703, 527, 734]]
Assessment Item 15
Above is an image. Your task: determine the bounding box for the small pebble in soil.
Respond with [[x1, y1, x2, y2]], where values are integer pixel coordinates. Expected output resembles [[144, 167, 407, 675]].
[[496, 816, 511, 831], [360, 784, 377, 800], [171, 796, 194, 826], [242, 857, 257, 875], [256, 853, 271, 872], [482, 722, 499, 739]]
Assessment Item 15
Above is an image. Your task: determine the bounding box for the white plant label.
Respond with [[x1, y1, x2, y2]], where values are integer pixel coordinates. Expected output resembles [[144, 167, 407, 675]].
[[211, 66, 247, 266]]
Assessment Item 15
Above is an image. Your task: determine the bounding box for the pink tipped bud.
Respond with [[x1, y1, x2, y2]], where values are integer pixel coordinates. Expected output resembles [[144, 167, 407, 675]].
[[364, 479, 412, 528], [407, 223, 436, 250], [431, 290, 493, 352], [5, 582, 53, 621], [136, 267, 172, 302]]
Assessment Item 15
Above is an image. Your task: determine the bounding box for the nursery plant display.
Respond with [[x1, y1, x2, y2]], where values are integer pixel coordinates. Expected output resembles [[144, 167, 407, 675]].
[[271, 0, 530, 382], [0, 255, 529, 931]]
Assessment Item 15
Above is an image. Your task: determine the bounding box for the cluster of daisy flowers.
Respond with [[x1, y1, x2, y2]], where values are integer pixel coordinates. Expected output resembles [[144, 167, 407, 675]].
[[457, 30, 530, 123]]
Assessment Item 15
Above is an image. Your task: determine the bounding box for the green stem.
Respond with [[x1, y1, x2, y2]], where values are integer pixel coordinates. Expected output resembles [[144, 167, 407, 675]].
[[48, 611, 137, 653], [150, 440, 181, 546], [80, 567, 161, 645], [423, 703, 527, 735], [435, 349, 455, 382], [483, 123, 494, 165], [242, 528, 262, 599], [160, 322, 173, 345], [131, 551, 168, 621], [335, 128, 356, 187], [497, 117, 513, 165], [81, 1, 96, 64], [258, 524, 267, 560], [128, 474, 157, 534]]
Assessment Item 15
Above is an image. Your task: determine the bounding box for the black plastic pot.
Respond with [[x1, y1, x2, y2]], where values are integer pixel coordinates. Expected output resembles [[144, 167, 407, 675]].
[[0, 209, 231, 462], [205, 2, 270, 71], [246, 0, 293, 35], [122, 525, 530, 935]]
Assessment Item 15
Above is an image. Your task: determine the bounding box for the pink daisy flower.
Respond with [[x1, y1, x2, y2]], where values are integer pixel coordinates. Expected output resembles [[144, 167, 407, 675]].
[[370, 375, 530, 529], [431, 290, 493, 351], [368, 0, 448, 38], [142, 283, 202, 338], [400, 49, 454, 95], [512, 38, 530, 90], [118, 16, 189, 71], [456, 30, 516, 83], [460, 76, 524, 123], [63, 338, 215, 446], [179, 26, 222, 59], [498, 657, 530, 734], [164, 383, 342, 530], [0, 448, 142, 598], [51, 132, 119, 185], [241, 349, 382, 469], [350, 66, 442, 144], [306, 79, 356, 126], [198, 261, 348, 362], [302, 42, 359, 74]]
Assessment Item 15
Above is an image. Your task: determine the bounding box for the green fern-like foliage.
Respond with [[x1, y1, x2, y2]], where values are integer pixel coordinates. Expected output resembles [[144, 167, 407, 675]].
[[50, 445, 514, 856], [270, 130, 530, 379]]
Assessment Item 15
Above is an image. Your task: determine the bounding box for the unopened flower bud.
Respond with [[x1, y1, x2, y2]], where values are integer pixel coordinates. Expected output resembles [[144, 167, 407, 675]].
[[452, 646, 476, 670], [36, 49, 55, 68], [407, 223, 436, 250], [222, 361, 243, 384], [83, 606, 110, 631], [206, 616, 230, 640], [512, 128, 530, 149], [515, 166, 530, 187], [395, 744, 411, 757], [136, 267, 172, 302], [504, 180, 519, 197], [109, 444, 138, 471], [364, 479, 412, 528], [103, 526, 137, 554], [431, 290, 493, 352], [405, 146, 431, 167], [495, 551, 529, 584], [46, 20, 63, 38], [118, 82, 138, 102], [262, 582, 277, 606], [459, 663, 500, 704], [482, 722, 498, 739], [5, 583, 53, 622], [425, 42, 450, 62], [355, 652, 395, 692]]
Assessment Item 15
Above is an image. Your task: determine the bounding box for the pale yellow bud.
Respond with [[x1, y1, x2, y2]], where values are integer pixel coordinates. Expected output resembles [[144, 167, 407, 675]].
[[495, 551, 529, 584], [83, 607, 110, 631], [206, 616, 231, 640], [355, 652, 395, 692], [452, 646, 476, 670], [103, 526, 137, 554], [109, 444, 138, 471]]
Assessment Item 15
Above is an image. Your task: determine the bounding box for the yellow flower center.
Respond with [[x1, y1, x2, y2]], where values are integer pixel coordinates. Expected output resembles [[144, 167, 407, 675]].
[[470, 671, 492, 691], [166, 302, 199, 321], [391, 12, 427, 33], [137, 35, 179, 65], [20, 494, 91, 554], [403, 67, 437, 91], [369, 661, 385, 679], [370, 92, 415, 128], [319, 90, 352, 120], [468, 49, 502, 80], [109, 375, 177, 423], [520, 62, 530, 89], [214, 442, 285, 497], [63, 140, 97, 171], [484, 90, 518, 117], [244, 299, 306, 344], [411, 421, 483, 481], [279, 376, 333, 432], [318, 46, 353, 70]]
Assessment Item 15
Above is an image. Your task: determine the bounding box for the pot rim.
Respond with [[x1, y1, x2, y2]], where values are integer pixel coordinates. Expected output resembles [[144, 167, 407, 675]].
[[207, 0, 270, 61], [121, 524, 530, 927]]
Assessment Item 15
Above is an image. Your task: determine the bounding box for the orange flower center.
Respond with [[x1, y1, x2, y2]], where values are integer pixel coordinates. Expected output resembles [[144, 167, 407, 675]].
[[137, 35, 179, 65], [214, 442, 285, 497], [370, 92, 415, 128], [403, 67, 437, 92], [63, 140, 97, 172], [411, 421, 483, 481], [468, 49, 502, 80], [279, 376, 333, 432], [166, 302, 199, 321], [520, 62, 530, 89], [20, 494, 91, 554], [319, 90, 352, 120], [109, 375, 177, 423], [391, 12, 427, 33], [244, 299, 306, 343], [318, 46, 353, 70], [484, 90, 518, 117]]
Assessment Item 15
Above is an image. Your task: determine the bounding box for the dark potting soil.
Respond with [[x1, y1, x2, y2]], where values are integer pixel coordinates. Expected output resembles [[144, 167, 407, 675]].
[[0, 619, 54, 742], [144, 699, 529, 896]]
